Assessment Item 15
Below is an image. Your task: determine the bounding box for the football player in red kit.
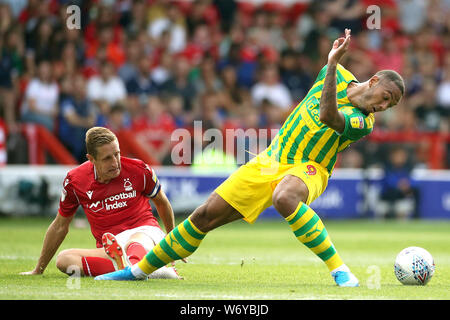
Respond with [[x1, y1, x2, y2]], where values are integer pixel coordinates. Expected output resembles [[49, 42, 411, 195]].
[[21, 127, 180, 279]]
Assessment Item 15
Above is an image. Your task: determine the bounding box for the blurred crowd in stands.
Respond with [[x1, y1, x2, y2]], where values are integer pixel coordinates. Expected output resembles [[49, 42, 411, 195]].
[[0, 0, 449, 170]]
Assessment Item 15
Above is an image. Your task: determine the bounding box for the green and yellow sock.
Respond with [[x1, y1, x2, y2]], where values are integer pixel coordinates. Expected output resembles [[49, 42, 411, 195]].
[[137, 216, 206, 275], [285, 202, 344, 272]]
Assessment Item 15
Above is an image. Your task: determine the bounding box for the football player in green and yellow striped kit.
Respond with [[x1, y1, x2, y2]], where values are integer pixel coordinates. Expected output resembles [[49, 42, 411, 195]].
[[96, 29, 404, 286]]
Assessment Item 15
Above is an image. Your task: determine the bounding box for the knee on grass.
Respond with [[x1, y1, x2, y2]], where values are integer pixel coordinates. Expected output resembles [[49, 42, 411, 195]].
[[55, 249, 82, 275]]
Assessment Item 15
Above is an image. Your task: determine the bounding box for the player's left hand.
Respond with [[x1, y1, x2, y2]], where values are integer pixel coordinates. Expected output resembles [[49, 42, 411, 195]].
[[328, 28, 351, 64], [19, 270, 42, 275]]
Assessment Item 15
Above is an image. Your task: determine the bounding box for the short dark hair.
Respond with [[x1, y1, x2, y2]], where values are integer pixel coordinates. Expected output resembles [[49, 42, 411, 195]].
[[375, 70, 405, 96]]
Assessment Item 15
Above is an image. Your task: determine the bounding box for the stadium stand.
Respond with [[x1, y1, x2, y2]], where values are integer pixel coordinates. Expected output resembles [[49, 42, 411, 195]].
[[0, 0, 449, 171]]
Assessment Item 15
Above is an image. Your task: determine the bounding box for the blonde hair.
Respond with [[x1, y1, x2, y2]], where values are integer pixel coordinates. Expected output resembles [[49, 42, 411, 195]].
[[85, 127, 117, 159]]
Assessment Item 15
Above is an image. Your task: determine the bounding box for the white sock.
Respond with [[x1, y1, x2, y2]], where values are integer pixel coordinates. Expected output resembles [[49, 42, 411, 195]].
[[330, 264, 350, 275], [130, 264, 148, 279]]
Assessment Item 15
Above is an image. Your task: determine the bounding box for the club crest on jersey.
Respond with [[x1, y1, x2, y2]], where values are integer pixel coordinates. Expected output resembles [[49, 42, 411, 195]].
[[123, 178, 133, 192], [350, 116, 364, 129], [305, 165, 317, 176]]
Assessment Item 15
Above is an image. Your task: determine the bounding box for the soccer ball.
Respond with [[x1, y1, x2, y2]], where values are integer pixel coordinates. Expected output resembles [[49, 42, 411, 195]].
[[394, 247, 435, 285]]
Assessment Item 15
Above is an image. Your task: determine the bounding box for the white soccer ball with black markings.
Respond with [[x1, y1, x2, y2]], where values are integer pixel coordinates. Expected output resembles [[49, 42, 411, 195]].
[[394, 247, 435, 285]]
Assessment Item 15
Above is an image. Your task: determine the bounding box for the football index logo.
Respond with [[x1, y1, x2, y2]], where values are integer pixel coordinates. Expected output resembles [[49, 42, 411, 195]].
[[89, 200, 103, 212], [87, 190, 137, 212]]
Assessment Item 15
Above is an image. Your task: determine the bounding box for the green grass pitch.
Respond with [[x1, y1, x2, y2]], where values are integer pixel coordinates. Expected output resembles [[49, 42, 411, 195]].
[[0, 216, 449, 300]]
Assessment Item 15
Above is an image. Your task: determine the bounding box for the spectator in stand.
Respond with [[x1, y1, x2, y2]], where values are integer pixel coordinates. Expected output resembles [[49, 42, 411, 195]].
[[214, 0, 237, 33], [0, 0, 446, 171], [339, 148, 364, 168], [198, 90, 223, 131], [342, 35, 375, 81], [83, 2, 124, 64], [218, 23, 245, 61], [118, 38, 144, 119], [160, 54, 197, 114], [0, 0, 26, 19], [218, 42, 258, 89], [88, 25, 126, 70], [396, 0, 428, 34], [406, 28, 439, 83], [117, 37, 141, 84], [411, 79, 447, 132], [151, 50, 173, 88], [106, 103, 130, 134], [279, 49, 312, 102], [52, 42, 79, 82], [122, 0, 148, 38], [21, 60, 59, 132], [260, 98, 283, 131], [217, 64, 250, 117], [297, 2, 333, 72], [246, 9, 272, 50], [58, 74, 96, 164], [132, 95, 176, 165], [0, 26, 24, 131], [165, 94, 188, 128], [376, 145, 420, 220], [186, 0, 219, 35], [125, 55, 157, 101], [147, 1, 186, 54], [185, 22, 218, 66], [192, 53, 222, 95], [368, 33, 404, 74], [326, 0, 365, 34], [267, 7, 287, 52], [87, 60, 127, 110], [0, 3, 14, 38], [251, 63, 293, 111], [26, 18, 57, 64]]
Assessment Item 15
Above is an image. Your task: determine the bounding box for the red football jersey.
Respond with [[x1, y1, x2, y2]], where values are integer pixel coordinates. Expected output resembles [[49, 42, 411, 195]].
[[58, 157, 161, 247]]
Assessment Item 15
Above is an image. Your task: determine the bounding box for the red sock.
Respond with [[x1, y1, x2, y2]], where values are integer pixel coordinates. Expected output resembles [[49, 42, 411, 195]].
[[81, 256, 115, 276], [126, 242, 148, 265]]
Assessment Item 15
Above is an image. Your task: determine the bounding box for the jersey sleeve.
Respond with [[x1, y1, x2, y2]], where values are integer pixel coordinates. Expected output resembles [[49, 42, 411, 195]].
[[143, 164, 161, 198], [58, 174, 80, 217], [340, 111, 374, 141]]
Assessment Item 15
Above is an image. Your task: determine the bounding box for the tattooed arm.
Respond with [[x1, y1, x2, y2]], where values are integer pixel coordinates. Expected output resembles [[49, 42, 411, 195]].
[[319, 28, 351, 133]]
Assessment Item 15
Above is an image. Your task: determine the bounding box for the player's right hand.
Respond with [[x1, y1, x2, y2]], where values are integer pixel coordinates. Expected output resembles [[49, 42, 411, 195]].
[[328, 28, 351, 64]]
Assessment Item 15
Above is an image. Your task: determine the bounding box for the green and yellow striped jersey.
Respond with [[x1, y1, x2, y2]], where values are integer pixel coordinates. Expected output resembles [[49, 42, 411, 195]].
[[266, 64, 375, 175]]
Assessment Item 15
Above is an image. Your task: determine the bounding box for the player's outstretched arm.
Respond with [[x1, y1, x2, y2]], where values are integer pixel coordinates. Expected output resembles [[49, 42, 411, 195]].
[[319, 28, 351, 133], [20, 213, 73, 275]]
